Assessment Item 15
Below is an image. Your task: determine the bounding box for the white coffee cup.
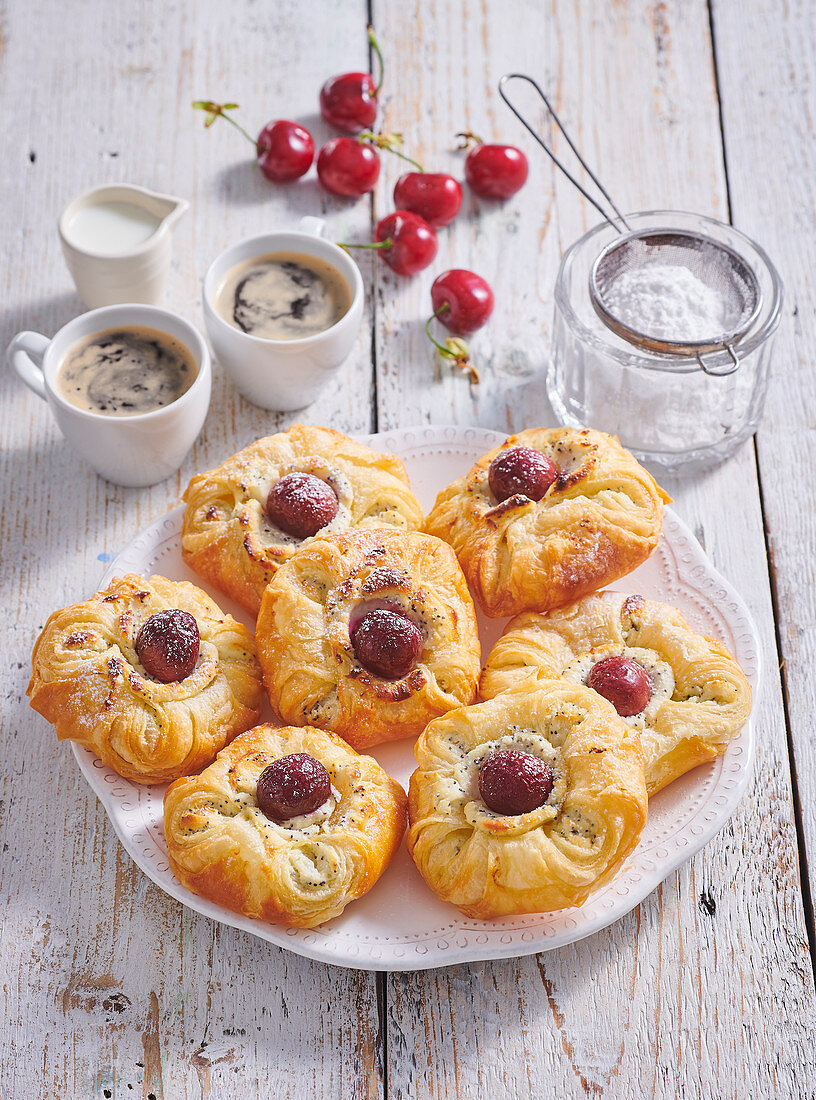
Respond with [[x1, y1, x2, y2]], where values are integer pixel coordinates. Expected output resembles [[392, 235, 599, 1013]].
[[202, 217, 364, 411], [7, 304, 211, 487]]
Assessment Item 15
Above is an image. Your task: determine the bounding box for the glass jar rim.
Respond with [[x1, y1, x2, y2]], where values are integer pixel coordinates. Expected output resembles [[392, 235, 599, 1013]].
[[554, 209, 784, 374]]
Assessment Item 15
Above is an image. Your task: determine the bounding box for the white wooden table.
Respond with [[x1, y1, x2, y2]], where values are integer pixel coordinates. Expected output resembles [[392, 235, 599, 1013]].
[[2, 1, 815, 1096]]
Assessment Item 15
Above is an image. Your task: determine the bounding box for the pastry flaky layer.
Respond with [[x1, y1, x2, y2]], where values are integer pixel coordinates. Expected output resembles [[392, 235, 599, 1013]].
[[256, 528, 481, 751], [181, 423, 424, 617], [479, 591, 753, 797], [164, 723, 407, 928], [424, 427, 670, 618], [27, 574, 264, 785], [407, 683, 648, 919]]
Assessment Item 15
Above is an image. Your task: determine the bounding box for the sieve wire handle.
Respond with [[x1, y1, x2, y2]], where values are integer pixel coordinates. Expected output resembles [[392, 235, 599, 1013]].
[[498, 73, 631, 234], [696, 345, 740, 376]]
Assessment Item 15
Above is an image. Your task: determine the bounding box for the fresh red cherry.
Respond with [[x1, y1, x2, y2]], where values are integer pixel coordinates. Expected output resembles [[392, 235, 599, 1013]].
[[488, 446, 558, 503], [587, 656, 652, 717], [478, 750, 553, 815], [256, 120, 314, 182], [393, 172, 463, 228], [430, 270, 494, 335], [344, 212, 438, 276], [319, 26, 384, 133], [135, 609, 200, 683], [193, 102, 314, 184], [317, 137, 380, 196], [374, 212, 438, 276], [457, 131, 528, 199], [320, 73, 377, 133], [350, 608, 423, 679], [424, 270, 493, 383], [266, 473, 338, 539], [256, 754, 332, 823]]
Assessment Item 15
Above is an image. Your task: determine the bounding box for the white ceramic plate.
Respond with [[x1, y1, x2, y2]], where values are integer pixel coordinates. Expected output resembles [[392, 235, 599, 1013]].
[[74, 425, 760, 971]]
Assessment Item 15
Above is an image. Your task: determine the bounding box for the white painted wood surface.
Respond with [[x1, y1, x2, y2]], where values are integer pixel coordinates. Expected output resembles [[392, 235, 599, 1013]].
[[1, 0, 815, 1097], [712, 0, 816, 934]]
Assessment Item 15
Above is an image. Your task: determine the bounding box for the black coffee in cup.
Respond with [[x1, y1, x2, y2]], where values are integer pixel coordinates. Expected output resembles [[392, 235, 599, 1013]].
[[55, 326, 197, 416], [214, 252, 352, 340]]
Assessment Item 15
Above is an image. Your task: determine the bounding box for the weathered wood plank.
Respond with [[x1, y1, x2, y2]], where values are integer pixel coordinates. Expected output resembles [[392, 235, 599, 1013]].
[[2, 0, 816, 1097], [0, 1, 383, 1097], [371, 0, 816, 1096], [712, 0, 816, 932]]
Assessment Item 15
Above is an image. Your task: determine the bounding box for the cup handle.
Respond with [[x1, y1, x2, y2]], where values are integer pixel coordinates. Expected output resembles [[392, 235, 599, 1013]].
[[7, 331, 50, 401], [298, 216, 327, 238]]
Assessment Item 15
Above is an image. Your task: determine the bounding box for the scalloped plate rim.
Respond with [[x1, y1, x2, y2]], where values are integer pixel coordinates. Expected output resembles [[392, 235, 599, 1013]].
[[72, 424, 760, 971]]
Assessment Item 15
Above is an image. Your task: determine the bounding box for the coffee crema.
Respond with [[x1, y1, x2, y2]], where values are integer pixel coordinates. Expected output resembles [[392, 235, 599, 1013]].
[[214, 251, 352, 341], [56, 326, 197, 416]]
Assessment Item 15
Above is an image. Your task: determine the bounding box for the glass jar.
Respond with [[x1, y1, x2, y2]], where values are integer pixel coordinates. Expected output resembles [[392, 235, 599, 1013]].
[[547, 210, 783, 470]]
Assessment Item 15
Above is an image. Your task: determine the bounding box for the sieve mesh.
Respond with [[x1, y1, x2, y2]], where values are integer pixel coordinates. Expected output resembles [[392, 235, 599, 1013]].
[[590, 229, 761, 353], [498, 73, 765, 375]]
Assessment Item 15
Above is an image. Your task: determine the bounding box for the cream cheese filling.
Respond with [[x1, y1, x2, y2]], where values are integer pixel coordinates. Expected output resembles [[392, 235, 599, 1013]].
[[561, 645, 674, 730]]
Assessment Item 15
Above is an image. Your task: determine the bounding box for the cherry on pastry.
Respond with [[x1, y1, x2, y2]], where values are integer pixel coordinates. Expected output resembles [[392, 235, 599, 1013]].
[[478, 749, 553, 815], [135, 609, 200, 683], [266, 473, 339, 539], [488, 446, 558, 503], [256, 753, 332, 822], [393, 172, 463, 228], [456, 131, 529, 199], [343, 211, 438, 276], [192, 102, 314, 183], [350, 608, 423, 679], [319, 25, 384, 133], [587, 655, 652, 717], [317, 137, 381, 196]]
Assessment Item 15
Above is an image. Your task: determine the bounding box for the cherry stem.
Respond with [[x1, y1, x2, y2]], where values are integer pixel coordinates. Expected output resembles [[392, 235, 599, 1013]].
[[424, 307, 480, 383], [367, 25, 385, 96], [193, 100, 263, 151], [455, 129, 484, 150], [424, 305, 453, 356], [340, 238, 393, 253], [359, 130, 425, 172]]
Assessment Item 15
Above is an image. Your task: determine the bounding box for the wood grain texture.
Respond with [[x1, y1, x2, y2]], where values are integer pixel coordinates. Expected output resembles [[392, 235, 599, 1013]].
[[369, 0, 816, 1096], [712, 0, 816, 930], [0, 2, 383, 1098], [1, 0, 816, 1097]]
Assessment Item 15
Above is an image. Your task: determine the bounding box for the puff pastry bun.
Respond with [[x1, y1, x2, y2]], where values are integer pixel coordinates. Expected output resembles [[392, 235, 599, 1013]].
[[480, 591, 752, 796], [407, 683, 648, 918], [28, 574, 263, 784], [256, 528, 481, 751], [424, 427, 669, 618], [164, 723, 407, 928], [182, 424, 424, 616]]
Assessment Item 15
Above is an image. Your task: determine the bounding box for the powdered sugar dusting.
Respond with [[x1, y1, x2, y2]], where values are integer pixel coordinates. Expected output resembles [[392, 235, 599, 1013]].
[[604, 263, 728, 342]]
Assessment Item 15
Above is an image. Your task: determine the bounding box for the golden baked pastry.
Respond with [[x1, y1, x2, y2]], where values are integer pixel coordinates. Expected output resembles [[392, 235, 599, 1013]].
[[256, 528, 481, 751], [479, 591, 752, 796], [164, 723, 407, 928], [28, 574, 263, 784], [181, 424, 424, 616], [407, 683, 648, 919], [424, 427, 669, 618]]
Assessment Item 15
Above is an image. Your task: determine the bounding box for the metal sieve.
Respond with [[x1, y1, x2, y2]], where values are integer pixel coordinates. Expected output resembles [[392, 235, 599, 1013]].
[[498, 73, 763, 376]]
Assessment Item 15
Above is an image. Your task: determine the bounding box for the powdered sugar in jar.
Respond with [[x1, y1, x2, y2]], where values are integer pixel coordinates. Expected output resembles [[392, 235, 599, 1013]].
[[547, 210, 783, 471]]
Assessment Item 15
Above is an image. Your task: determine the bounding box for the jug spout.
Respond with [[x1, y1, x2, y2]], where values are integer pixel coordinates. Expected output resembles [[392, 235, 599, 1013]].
[[140, 188, 189, 231]]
